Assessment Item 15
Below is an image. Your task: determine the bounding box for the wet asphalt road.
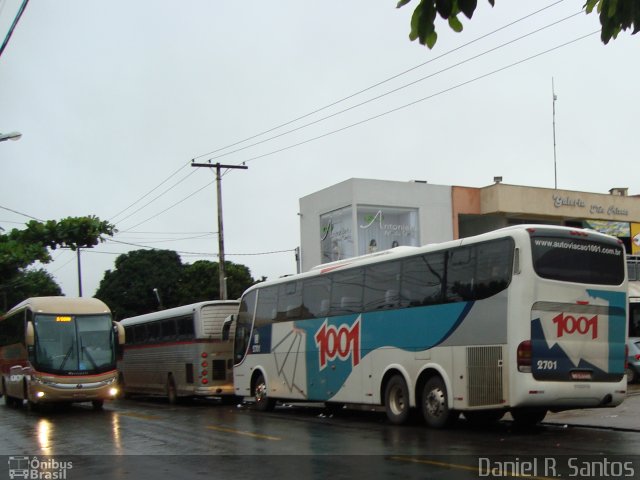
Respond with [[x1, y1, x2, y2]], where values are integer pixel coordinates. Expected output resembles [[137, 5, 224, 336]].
[[1, 395, 639, 479]]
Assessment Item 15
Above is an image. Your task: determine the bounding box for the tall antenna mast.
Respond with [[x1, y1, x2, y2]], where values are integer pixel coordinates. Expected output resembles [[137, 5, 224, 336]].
[[552, 77, 558, 189]]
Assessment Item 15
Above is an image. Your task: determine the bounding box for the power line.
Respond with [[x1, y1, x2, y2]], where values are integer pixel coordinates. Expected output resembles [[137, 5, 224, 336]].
[[103, 238, 295, 257], [0, 205, 41, 221], [112, 27, 595, 231], [0, 0, 29, 60], [191, 0, 569, 162], [199, 10, 584, 165], [116, 178, 214, 231], [114, 233, 216, 244], [106, 2, 574, 228], [108, 160, 192, 222], [112, 168, 198, 225], [236, 30, 599, 167]]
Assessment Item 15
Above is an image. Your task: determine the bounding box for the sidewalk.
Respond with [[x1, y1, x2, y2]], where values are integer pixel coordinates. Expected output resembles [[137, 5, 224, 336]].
[[542, 384, 640, 431]]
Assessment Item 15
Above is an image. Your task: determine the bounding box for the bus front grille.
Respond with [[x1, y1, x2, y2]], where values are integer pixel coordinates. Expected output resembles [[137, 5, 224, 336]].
[[466, 346, 503, 407]]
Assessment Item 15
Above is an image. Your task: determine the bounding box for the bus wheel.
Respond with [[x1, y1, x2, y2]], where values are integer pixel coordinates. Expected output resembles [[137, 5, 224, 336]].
[[511, 408, 547, 428], [253, 373, 275, 412], [384, 375, 410, 425], [421, 376, 458, 429], [92, 400, 104, 411], [167, 375, 178, 405]]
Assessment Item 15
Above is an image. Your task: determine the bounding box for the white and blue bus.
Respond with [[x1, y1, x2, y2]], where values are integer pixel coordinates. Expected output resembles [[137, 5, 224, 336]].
[[232, 225, 628, 427], [119, 301, 239, 403]]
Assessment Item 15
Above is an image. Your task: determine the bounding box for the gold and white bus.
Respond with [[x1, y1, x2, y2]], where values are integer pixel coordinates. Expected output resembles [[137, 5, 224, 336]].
[[0, 297, 124, 410], [118, 300, 239, 403]]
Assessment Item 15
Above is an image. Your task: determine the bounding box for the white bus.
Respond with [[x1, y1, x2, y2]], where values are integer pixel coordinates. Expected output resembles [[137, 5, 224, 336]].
[[0, 297, 123, 410], [119, 301, 239, 403], [232, 225, 628, 428]]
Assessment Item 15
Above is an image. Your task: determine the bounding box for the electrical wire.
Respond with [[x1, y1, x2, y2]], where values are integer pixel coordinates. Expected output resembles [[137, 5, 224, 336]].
[[191, 0, 569, 162], [108, 160, 193, 222], [108, 2, 576, 227], [237, 30, 599, 166], [200, 11, 584, 166], [0, 0, 29, 59]]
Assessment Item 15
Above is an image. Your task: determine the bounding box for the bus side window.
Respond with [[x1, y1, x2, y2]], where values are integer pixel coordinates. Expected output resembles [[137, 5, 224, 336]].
[[255, 286, 278, 327], [474, 238, 513, 299], [302, 276, 331, 319], [363, 261, 401, 311], [161, 319, 177, 342], [278, 281, 302, 321], [177, 316, 195, 340], [330, 269, 364, 316], [401, 253, 445, 307], [446, 246, 475, 302]]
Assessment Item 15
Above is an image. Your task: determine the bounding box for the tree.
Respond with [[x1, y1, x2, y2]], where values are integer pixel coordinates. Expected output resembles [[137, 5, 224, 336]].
[[1, 269, 62, 313], [0, 215, 115, 297], [95, 250, 183, 320], [397, 0, 639, 49], [176, 260, 255, 305], [95, 250, 257, 320]]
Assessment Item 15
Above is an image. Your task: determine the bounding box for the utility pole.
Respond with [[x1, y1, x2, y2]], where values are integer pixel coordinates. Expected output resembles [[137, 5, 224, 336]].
[[77, 248, 83, 297], [191, 161, 248, 300]]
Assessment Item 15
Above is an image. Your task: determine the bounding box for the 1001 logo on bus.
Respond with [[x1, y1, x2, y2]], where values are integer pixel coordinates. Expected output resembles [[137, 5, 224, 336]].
[[552, 313, 598, 339], [314, 318, 361, 370]]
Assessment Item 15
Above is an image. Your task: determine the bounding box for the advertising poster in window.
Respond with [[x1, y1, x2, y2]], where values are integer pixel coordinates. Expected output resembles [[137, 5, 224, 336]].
[[357, 206, 419, 255], [320, 206, 354, 263], [632, 222, 640, 255]]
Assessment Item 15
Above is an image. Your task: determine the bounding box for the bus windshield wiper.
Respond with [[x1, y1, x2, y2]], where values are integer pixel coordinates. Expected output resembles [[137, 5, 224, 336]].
[[81, 346, 98, 369], [59, 345, 74, 370]]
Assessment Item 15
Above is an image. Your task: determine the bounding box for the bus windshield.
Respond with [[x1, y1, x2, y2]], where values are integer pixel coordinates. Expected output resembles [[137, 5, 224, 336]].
[[33, 314, 115, 374], [530, 234, 625, 285]]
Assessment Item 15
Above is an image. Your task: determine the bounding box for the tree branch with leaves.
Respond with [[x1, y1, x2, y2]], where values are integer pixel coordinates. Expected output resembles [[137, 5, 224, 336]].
[[397, 0, 638, 49]]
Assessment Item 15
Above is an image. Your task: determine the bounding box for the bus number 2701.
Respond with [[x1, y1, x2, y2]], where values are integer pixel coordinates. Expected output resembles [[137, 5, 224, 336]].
[[536, 360, 558, 370]]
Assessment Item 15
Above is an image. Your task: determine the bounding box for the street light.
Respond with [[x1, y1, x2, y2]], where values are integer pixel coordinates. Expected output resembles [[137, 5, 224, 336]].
[[0, 131, 22, 142]]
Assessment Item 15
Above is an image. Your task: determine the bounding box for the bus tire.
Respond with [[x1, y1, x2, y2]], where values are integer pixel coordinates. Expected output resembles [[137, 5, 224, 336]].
[[421, 376, 458, 429], [167, 375, 178, 405], [384, 374, 410, 425], [511, 408, 547, 428], [253, 373, 275, 412]]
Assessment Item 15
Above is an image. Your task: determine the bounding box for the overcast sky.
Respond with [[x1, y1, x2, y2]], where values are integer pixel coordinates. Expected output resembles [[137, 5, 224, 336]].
[[1, 1, 637, 299]]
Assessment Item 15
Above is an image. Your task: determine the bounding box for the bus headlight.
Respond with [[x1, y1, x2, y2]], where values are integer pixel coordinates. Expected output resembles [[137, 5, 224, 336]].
[[108, 387, 119, 397], [36, 391, 45, 399]]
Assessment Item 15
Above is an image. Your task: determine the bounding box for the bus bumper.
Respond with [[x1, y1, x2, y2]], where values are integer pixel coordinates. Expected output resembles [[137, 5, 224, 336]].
[[511, 377, 627, 410], [28, 375, 119, 404]]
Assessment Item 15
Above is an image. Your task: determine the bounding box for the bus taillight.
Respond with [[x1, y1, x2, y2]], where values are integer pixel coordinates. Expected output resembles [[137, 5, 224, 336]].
[[517, 340, 532, 373]]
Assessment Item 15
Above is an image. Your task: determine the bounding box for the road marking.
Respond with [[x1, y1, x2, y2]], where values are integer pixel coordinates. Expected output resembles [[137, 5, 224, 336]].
[[206, 425, 281, 441], [389, 456, 555, 480]]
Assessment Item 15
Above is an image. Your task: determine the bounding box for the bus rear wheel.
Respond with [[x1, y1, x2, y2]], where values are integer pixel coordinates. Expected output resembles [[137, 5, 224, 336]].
[[421, 376, 458, 429], [384, 375, 410, 425], [253, 373, 275, 412]]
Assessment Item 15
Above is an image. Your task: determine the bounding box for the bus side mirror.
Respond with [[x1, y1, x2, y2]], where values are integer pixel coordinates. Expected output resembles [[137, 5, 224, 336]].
[[114, 321, 125, 345], [26, 321, 35, 347], [222, 315, 235, 341]]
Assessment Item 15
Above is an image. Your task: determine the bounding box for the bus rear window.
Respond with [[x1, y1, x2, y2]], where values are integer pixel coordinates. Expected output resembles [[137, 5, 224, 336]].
[[531, 235, 624, 285]]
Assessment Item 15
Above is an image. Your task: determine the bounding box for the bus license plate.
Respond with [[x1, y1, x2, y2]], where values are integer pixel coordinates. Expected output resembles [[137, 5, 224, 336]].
[[570, 371, 592, 380]]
